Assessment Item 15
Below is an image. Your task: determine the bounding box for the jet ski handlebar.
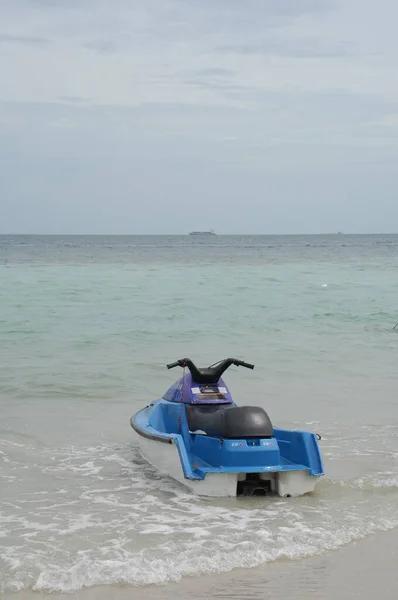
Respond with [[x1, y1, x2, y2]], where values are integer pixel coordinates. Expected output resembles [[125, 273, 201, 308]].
[[166, 358, 254, 384]]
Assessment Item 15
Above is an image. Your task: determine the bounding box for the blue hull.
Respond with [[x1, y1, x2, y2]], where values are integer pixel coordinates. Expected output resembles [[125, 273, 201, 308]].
[[131, 399, 324, 488]]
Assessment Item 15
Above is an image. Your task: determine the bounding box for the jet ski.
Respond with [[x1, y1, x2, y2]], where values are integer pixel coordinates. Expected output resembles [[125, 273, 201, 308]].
[[130, 358, 324, 497]]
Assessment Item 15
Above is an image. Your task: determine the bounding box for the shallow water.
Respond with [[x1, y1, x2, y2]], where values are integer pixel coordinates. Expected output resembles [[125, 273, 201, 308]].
[[1, 234, 398, 594]]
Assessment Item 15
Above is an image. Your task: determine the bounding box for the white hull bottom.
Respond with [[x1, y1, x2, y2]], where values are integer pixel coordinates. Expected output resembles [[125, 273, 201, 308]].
[[137, 436, 320, 498]]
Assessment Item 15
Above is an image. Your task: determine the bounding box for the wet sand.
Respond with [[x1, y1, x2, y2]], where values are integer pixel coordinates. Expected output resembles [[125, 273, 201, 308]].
[[6, 527, 398, 600]]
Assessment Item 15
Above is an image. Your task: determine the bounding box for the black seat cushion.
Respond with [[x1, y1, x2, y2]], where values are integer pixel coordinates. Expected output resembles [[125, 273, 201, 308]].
[[186, 404, 274, 439]]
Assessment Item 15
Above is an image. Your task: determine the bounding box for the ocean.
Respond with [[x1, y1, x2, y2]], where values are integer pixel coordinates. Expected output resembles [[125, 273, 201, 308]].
[[1, 234, 398, 599]]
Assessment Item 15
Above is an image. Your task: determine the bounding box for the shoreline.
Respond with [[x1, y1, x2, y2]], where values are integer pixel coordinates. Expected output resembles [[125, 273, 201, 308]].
[[5, 526, 398, 600]]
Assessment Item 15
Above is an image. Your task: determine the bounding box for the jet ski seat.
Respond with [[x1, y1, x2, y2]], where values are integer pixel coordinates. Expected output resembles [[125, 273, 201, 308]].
[[185, 404, 274, 439]]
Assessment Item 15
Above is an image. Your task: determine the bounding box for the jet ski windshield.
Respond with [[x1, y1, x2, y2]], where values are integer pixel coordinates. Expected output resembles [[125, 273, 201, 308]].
[[166, 357, 254, 384]]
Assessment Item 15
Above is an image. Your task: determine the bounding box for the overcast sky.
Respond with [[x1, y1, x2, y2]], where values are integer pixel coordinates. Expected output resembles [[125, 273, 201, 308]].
[[1, 0, 398, 234]]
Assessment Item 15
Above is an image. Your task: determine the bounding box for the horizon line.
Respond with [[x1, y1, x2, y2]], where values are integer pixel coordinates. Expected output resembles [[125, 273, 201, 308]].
[[1, 232, 398, 237]]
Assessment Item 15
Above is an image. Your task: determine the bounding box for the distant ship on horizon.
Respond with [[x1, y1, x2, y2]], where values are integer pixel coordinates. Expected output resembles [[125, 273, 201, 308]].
[[189, 229, 216, 236]]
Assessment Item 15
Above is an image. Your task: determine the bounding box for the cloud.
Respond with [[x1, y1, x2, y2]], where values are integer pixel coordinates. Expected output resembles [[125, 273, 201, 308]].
[[216, 38, 353, 58], [1, 0, 398, 233], [47, 117, 76, 128], [180, 68, 246, 96], [191, 68, 236, 78], [57, 96, 93, 104], [0, 34, 49, 46], [83, 40, 118, 54]]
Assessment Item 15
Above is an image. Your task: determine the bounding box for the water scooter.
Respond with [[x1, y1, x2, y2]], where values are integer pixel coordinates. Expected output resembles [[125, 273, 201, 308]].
[[130, 358, 324, 497]]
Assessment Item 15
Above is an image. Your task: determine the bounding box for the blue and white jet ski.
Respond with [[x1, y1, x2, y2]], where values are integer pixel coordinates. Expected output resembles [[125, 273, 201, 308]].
[[131, 358, 324, 497]]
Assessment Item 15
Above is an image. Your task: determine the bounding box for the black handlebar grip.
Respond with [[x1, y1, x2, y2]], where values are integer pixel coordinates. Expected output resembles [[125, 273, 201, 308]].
[[166, 361, 180, 369], [240, 361, 255, 369]]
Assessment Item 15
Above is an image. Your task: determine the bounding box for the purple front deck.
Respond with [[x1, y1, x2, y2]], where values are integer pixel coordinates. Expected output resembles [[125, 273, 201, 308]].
[[163, 371, 233, 405]]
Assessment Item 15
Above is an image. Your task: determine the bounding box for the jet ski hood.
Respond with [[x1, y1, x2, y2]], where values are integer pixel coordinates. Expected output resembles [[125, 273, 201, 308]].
[[163, 372, 233, 405]]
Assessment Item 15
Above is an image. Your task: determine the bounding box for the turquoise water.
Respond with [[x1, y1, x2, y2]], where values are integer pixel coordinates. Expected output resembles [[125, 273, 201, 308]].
[[1, 235, 398, 594]]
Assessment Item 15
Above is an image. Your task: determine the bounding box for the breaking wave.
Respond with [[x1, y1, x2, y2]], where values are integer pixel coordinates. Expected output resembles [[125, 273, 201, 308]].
[[1, 437, 398, 594]]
